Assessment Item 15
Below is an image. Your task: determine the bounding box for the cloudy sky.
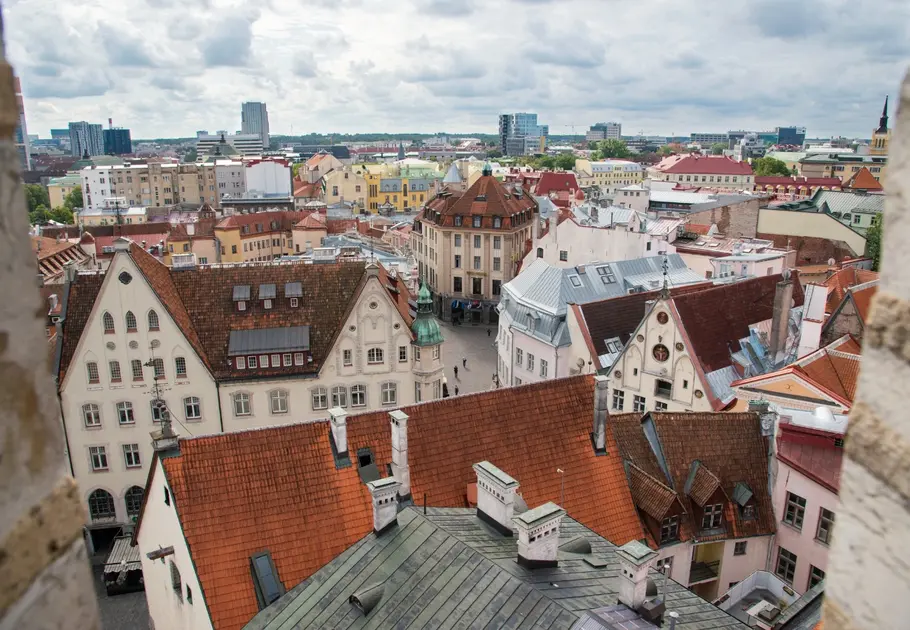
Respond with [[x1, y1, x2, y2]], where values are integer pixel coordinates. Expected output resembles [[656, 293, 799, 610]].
[[6, 0, 909, 140]]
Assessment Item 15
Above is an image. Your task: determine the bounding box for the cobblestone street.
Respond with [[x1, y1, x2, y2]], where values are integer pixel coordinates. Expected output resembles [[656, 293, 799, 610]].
[[438, 319, 500, 397]]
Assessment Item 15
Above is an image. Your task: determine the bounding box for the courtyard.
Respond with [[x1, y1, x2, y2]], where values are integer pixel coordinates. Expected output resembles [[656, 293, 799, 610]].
[[437, 318, 500, 398]]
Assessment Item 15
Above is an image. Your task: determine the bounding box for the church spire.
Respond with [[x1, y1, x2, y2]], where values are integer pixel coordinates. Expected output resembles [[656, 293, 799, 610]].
[[877, 95, 889, 133]]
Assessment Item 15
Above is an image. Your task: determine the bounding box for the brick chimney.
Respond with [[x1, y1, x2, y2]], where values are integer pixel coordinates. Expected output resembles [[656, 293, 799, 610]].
[[769, 271, 794, 364], [616, 540, 657, 610], [473, 461, 520, 536], [592, 375, 609, 454], [389, 410, 410, 498], [512, 502, 566, 568], [329, 407, 347, 457], [366, 477, 401, 534]]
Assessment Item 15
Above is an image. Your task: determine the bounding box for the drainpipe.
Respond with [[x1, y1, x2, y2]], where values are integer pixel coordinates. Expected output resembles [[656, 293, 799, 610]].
[[215, 381, 226, 434]]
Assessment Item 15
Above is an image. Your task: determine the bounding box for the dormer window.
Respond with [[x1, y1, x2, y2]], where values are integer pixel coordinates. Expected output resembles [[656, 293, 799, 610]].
[[454, 215, 463, 227], [660, 516, 679, 544], [493, 217, 502, 228], [473, 216, 482, 228], [702, 504, 723, 529], [233, 285, 251, 312], [285, 282, 302, 306]]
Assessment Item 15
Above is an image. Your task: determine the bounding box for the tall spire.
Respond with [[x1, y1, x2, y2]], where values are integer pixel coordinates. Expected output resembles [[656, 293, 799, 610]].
[[397, 142, 405, 160], [877, 95, 889, 133]]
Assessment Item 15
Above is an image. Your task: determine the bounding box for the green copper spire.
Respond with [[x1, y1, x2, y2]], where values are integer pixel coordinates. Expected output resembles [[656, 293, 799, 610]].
[[412, 282, 444, 347], [482, 162, 493, 176]]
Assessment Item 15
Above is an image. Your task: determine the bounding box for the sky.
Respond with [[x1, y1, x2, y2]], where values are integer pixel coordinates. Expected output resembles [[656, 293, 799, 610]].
[[6, 0, 910, 140]]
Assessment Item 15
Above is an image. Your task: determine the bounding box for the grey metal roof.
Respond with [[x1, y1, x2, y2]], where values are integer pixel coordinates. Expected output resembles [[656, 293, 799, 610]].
[[103, 536, 141, 572], [284, 282, 302, 298], [814, 190, 884, 216], [227, 326, 310, 356], [244, 507, 745, 630], [233, 285, 251, 301], [774, 580, 825, 630], [258, 283, 276, 300]]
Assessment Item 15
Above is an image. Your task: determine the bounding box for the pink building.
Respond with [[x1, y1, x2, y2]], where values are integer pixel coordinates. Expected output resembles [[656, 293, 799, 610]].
[[771, 407, 845, 594]]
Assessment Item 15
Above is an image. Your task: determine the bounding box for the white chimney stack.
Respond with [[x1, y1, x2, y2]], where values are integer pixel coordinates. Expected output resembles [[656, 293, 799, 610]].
[[592, 375, 609, 453], [616, 540, 657, 610], [389, 410, 410, 498], [366, 477, 401, 534], [512, 502, 566, 568], [798, 283, 826, 357], [329, 407, 348, 456], [473, 461, 520, 536]]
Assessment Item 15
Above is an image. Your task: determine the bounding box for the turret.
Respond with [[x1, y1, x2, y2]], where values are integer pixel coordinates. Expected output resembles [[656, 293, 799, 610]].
[[411, 282, 445, 402]]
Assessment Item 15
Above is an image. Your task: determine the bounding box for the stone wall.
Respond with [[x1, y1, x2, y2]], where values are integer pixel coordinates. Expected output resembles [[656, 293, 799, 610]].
[[687, 197, 762, 237]]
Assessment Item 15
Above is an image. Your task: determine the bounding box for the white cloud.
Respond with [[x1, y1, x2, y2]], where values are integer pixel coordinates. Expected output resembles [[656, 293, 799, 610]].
[[5, 0, 908, 138]]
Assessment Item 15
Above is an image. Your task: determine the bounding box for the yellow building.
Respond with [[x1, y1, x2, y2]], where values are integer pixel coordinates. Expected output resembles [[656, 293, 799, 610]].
[[47, 173, 81, 209], [322, 166, 368, 208], [870, 95, 891, 156], [213, 210, 304, 263], [360, 160, 444, 213]]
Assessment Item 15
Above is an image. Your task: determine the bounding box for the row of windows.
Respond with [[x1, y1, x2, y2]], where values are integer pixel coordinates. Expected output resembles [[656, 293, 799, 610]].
[[88, 486, 144, 521], [514, 349, 548, 377], [673, 174, 749, 184], [775, 546, 826, 590], [88, 444, 143, 472], [453, 255, 502, 271], [236, 352, 307, 370], [82, 396, 202, 429], [453, 234, 503, 249], [86, 356, 180, 385], [453, 215, 506, 229], [452, 276, 502, 295], [228, 383, 400, 416], [783, 491, 835, 545], [102, 309, 159, 333]]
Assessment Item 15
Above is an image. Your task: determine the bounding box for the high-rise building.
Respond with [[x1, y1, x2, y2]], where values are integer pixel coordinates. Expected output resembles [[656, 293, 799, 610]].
[[13, 77, 30, 171], [775, 126, 806, 147], [585, 122, 621, 143], [241, 102, 270, 149], [103, 127, 132, 155], [68, 121, 104, 157], [498, 112, 548, 156]]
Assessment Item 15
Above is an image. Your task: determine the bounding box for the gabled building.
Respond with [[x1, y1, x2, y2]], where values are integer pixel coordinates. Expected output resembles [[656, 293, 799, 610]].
[[611, 408, 776, 601], [650, 155, 755, 191], [214, 210, 307, 263], [820, 279, 878, 346], [842, 167, 883, 192], [821, 266, 879, 314], [31, 235, 93, 283], [55, 241, 439, 552]]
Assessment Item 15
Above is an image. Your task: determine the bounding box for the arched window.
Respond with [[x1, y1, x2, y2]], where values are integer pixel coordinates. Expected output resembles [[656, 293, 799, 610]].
[[331, 386, 348, 408], [312, 387, 328, 410], [270, 389, 289, 414], [86, 361, 100, 384], [125, 311, 137, 331], [125, 486, 144, 518], [233, 392, 251, 416], [537, 247, 544, 259], [148, 310, 160, 331], [82, 403, 101, 427], [367, 348, 384, 364], [102, 312, 115, 333], [88, 489, 116, 522], [170, 561, 183, 602]]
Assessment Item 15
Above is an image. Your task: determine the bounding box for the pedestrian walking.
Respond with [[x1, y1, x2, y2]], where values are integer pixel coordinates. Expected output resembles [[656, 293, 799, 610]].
[[487, 328, 491, 337], [454, 365, 459, 379], [462, 357, 467, 368]]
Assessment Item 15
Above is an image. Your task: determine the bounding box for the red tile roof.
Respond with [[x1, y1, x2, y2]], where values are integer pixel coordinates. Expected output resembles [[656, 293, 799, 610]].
[[294, 212, 326, 230], [672, 274, 805, 374], [155, 375, 643, 630], [823, 267, 879, 312], [686, 462, 723, 506], [612, 411, 776, 545], [534, 172, 579, 197], [422, 175, 537, 230], [755, 176, 842, 188], [845, 282, 877, 324], [655, 155, 753, 176], [215, 210, 307, 232], [627, 464, 680, 521], [57, 272, 104, 383], [293, 180, 318, 199], [842, 167, 883, 191], [777, 420, 844, 494]]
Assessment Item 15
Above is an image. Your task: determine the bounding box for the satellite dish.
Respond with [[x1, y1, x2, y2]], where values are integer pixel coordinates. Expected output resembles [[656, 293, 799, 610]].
[[576, 358, 585, 368]]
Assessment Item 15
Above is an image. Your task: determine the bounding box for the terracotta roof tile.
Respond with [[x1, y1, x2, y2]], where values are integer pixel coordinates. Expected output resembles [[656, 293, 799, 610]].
[[628, 463, 679, 521], [534, 172, 579, 197], [158, 375, 643, 630], [843, 167, 883, 191], [655, 155, 753, 176], [848, 282, 877, 323], [423, 175, 537, 230], [215, 210, 307, 231], [777, 425, 844, 494], [686, 462, 722, 506], [823, 267, 879, 312]]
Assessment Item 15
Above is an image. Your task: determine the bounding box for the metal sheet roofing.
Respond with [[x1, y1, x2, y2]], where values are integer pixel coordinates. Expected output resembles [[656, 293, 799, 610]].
[[233, 285, 251, 301], [227, 326, 310, 355], [284, 282, 302, 298], [258, 283, 276, 299]]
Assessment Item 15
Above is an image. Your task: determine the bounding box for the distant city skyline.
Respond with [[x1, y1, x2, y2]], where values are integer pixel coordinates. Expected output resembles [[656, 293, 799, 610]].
[[6, 0, 908, 140]]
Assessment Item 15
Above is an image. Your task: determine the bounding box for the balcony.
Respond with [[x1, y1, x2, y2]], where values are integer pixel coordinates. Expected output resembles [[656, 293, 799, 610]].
[[689, 560, 720, 586]]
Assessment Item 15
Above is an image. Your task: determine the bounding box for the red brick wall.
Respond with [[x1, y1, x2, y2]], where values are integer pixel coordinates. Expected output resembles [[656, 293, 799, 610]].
[[686, 198, 762, 238], [756, 233, 860, 265]]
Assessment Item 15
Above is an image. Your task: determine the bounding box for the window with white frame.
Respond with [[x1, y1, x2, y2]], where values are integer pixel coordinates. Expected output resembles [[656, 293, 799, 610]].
[[515, 348, 523, 366], [237, 356, 246, 369], [612, 390, 624, 410], [784, 492, 806, 530], [131, 359, 143, 381], [83, 403, 101, 428], [413, 346, 421, 361], [117, 402, 135, 425], [433, 345, 440, 360], [184, 397, 201, 420], [248, 356, 257, 368], [175, 357, 187, 378], [655, 401, 668, 411], [816, 507, 835, 544], [414, 382, 422, 403], [398, 346, 408, 362], [351, 384, 366, 407], [270, 390, 288, 414], [527, 354, 535, 372], [102, 312, 115, 333], [331, 386, 348, 408], [123, 443, 141, 468], [125, 311, 137, 331], [312, 387, 328, 410], [283, 353, 292, 367], [233, 392, 251, 416], [87, 361, 100, 384], [125, 486, 144, 517], [633, 395, 646, 412], [150, 399, 164, 422], [148, 310, 160, 330], [702, 503, 723, 529], [88, 489, 115, 521], [152, 358, 165, 380], [660, 516, 679, 543], [259, 354, 269, 368], [294, 352, 304, 365], [367, 348, 384, 364], [381, 382, 397, 405], [433, 379, 441, 399], [109, 360, 122, 382], [270, 354, 280, 367], [343, 349, 352, 366], [89, 446, 108, 471], [540, 359, 548, 378]]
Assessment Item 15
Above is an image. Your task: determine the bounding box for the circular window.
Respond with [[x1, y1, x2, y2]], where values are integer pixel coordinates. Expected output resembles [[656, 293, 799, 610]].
[[694, 389, 704, 399], [369, 301, 378, 310], [652, 344, 670, 362], [614, 370, 622, 379], [150, 339, 161, 349], [393, 323, 400, 330], [106, 342, 115, 350], [129, 341, 139, 350], [656, 312, 669, 324], [636, 334, 644, 342], [118, 271, 132, 285], [675, 342, 684, 352], [349, 325, 356, 332]]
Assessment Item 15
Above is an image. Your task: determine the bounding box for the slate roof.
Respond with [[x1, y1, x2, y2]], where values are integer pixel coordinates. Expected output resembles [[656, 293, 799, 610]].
[[671, 274, 806, 374], [244, 507, 745, 630], [654, 155, 753, 176], [152, 376, 644, 630], [811, 189, 884, 216], [421, 174, 538, 229], [612, 411, 775, 545]]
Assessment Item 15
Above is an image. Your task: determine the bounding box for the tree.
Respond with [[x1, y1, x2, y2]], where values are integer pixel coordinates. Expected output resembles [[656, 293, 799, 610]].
[[50, 206, 74, 225], [710, 143, 726, 155], [594, 139, 631, 160], [751, 157, 791, 177], [486, 148, 503, 159], [292, 163, 303, 179], [28, 204, 51, 226], [657, 145, 675, 157], [182, 148, 198, 163], [554, 153, 577, 170], [63, 185, 83, 210], [866, 219, 883, 271], [24, 184, 50, 214], [536, 155, 555, 169]]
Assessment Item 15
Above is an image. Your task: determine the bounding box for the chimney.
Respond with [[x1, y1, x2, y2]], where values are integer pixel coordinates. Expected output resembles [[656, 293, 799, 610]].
[[769, 271, 794, 364], [48, 294, 58, 313], [797, 283, 826, 357], [473, 461, 520, 536], [592, 375, 609, 454], [616, 540, 657, 610], [366, 477, 401, 534], [329, 407, 348, 457], [63, 261, 77, 284], [187, 223, 195, 236], [512, 502, 566, 568], [389, 410, 410, 498]]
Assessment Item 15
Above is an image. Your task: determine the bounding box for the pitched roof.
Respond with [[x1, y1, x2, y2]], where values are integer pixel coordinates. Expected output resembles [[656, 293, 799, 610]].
[[246, 507, 743, 630], [31, 236, 91, 281], [294, 212, 326, 229], [823, 267, 879, 312], [627, 464, 680, 521], [654, 155, 753, 176], [154, 376, 644, 630], [215, 210, 308, 232], [842, 167, 883, 191], [672, 274, 806, 373], [422, 174, 537, 229], [534, 171, 579, 197], [847, 281, 877, 323], [612, 412, 775, 543], [777, 419, 845, 494], [685, 461, 723, 506], [57, 272, 104, 383]]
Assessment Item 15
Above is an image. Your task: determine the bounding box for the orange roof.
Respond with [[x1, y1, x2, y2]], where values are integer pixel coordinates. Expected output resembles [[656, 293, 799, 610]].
[[293, 180, 318, 198], [155, 375, 643, 630], [31, 235, 75, 259], [843, 167, 883, 191], [823, 267, 879, 312], [215, 210, 307, 231], [849, 282, 877, 323], [294, 212, 326, 229]]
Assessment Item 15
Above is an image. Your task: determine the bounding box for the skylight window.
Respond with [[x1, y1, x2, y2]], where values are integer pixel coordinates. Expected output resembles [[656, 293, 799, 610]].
[[250, 552, 284, 610], [596, 265, 616, 284]]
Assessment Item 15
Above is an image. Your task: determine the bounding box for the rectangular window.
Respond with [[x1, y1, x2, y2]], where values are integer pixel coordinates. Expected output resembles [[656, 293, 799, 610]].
[[174, 357, 187, 378], [351, 384, 366, 407], [251, 553, 284, 610], [117, 402, 135, 425], [527, 354, 535, 372], [270, 390, 288, 414], [109, 360, 122, 382], [540, 359, 548, 378], [816, 508, 835, 544], [89, 446, 108, 471], [248, 356, 257, 368], [237, 356, 246, 370], [655, 401, 668, 411], [87, 362, 100, 384], [493, 236, 501, 250], [341, 349, 353, 367], [808, 565, 826, 590], [559, 250, 568, 261], [331, 386, 347, 408], [473, 235, 481, 248], [515, 348, 523, 367], [399, 346, 408, 362], [414, 382, 422, 403], [734, 541, 748, 556], [702, 504, 723, 529], [83, 404, 101, 428], [472, 216, 481, 228], [454, 254, 461, 268], [612, 389, 624, 410], [281, 353, 291, 367], [660, 516, 679, 543], [473, 256, 481, 270], [493, 257, 501, 271], [184, 397, 201, 420], [123, 443, 141, 468], [655, 379, 672, 398], [784, 492, 807, 530], [259, 354, 269, 368], [775, 547, 797, 584], [381, 382, 397, 405], [633, 395, 646, 412], [270, 354, 280, 367], [294, 352, 305, 365]]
